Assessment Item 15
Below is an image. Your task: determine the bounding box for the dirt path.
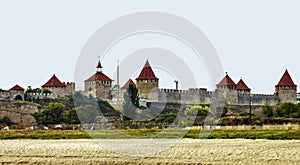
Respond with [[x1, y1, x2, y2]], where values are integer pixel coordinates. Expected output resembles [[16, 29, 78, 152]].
[[0, 139, 299, 164]]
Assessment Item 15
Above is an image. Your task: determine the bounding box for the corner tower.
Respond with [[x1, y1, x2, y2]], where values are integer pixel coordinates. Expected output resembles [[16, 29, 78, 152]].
[[275, 69, 297, 104], [136, 60, 159, 101]]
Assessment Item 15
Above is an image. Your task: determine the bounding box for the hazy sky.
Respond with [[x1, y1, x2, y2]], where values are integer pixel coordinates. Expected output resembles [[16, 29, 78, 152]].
[[1, 0, 300, 94]]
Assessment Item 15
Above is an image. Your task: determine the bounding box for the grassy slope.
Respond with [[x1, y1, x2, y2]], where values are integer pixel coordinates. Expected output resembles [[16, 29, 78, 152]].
[[0, 128, 300, 140]]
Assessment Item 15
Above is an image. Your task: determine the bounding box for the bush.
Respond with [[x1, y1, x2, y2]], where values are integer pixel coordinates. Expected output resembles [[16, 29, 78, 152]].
[[239, 112, 251, 117], [33, 102, 67, 125], [154, 109, 178, 125], [185, 106, 210, 116], [0, 116, 13, 126], [64, 109, 80, 124], [262, 104, 274, 118]]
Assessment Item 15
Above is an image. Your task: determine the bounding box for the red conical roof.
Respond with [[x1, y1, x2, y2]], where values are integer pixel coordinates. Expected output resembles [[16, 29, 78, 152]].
[[85, 71, 112, 82], [217, 73, 236, 86], [237, 79, 250, 90], [9, 85, 24, 91], [121, 79, 136, 90], [42, 74, 66, 88], [136, 60, 159, 80], [276, 69, 296, 87]]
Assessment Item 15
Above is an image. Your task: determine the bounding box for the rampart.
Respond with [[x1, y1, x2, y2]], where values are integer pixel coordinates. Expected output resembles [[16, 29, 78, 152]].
[[251, 93, 279, 106], [158, 88, 212, 104], [26, 93, 55, 100]]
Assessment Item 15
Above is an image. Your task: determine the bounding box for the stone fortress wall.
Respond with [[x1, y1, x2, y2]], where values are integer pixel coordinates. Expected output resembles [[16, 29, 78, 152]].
[[153, 88, 283, 106], [157, 88, 212, 104], [0, 90, 24, 101], [109, 61, 298, 108], [25, 93, 56, 100], [0, 80, 75, 101]]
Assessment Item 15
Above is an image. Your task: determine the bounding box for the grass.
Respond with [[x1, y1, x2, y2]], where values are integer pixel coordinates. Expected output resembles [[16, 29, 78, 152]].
[[0, 130, 91, 140], [0, 128, 300, 140]]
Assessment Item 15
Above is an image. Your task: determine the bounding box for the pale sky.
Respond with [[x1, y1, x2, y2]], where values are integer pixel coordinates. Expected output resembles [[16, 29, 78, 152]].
[[1, 0, 300, 94]]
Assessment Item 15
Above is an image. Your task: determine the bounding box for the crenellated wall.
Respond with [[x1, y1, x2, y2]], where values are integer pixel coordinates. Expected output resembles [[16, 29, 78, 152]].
[[237, 93, 251, 105], [157, 88, 213, 104], [250, 94, 279, 106], [64, 82, 75, 95], [26, 93, 55, 100], [111, 86, 290, 107]]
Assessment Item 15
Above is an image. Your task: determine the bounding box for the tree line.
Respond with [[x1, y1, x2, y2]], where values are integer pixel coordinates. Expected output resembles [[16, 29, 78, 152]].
[[263, 102, 300, 118]]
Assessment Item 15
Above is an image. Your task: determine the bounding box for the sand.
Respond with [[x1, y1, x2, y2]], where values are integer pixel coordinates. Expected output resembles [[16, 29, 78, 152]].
[[0, 139, 299, 164]]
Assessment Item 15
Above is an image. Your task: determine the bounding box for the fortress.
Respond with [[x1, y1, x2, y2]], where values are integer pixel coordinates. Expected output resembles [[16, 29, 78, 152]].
[[91, 59, 298, 108], [0, 59, 298, 109], [94, 61, 297, 106]]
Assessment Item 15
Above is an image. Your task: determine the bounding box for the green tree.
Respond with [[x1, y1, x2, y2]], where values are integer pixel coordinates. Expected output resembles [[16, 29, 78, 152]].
[[76, 105, 99, 124], [154, 109, 178, 125], [123, 84, 139, 120], [262, 104, 274, 118], [185, 106, 210, 116], [33, 102, 67, 125], [275, 102, 300, 118], [184, 106, 210, 126], [64, 108, 80, 124]]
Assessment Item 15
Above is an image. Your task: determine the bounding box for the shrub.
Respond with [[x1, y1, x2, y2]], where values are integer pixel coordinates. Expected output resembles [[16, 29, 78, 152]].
[[262, 104, 274, 118], [185, 106, 210, 116], [0, 116, 13, 126], [239, 112, 251, 117], [33, 102, 67, 125]]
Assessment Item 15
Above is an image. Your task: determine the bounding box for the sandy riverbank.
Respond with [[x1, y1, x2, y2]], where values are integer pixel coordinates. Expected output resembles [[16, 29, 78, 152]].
[[0, 139, 299, 164]]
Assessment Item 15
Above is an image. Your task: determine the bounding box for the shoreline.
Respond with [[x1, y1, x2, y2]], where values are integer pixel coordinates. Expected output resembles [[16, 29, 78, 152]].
[[0, 139, 299, 164]]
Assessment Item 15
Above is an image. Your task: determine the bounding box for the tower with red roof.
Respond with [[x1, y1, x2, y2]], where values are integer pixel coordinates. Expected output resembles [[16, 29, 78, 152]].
[[275, 69, 297, 103], [236, 78, 251, 105], [84, 59, 112, 99], [121, 79, 136, 90], [136, 60, 159, 100], [41, 74, 69, 97], [237, 79, 251, 94], [216, 72, 238, 104], [9, 85, 25, 100]]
